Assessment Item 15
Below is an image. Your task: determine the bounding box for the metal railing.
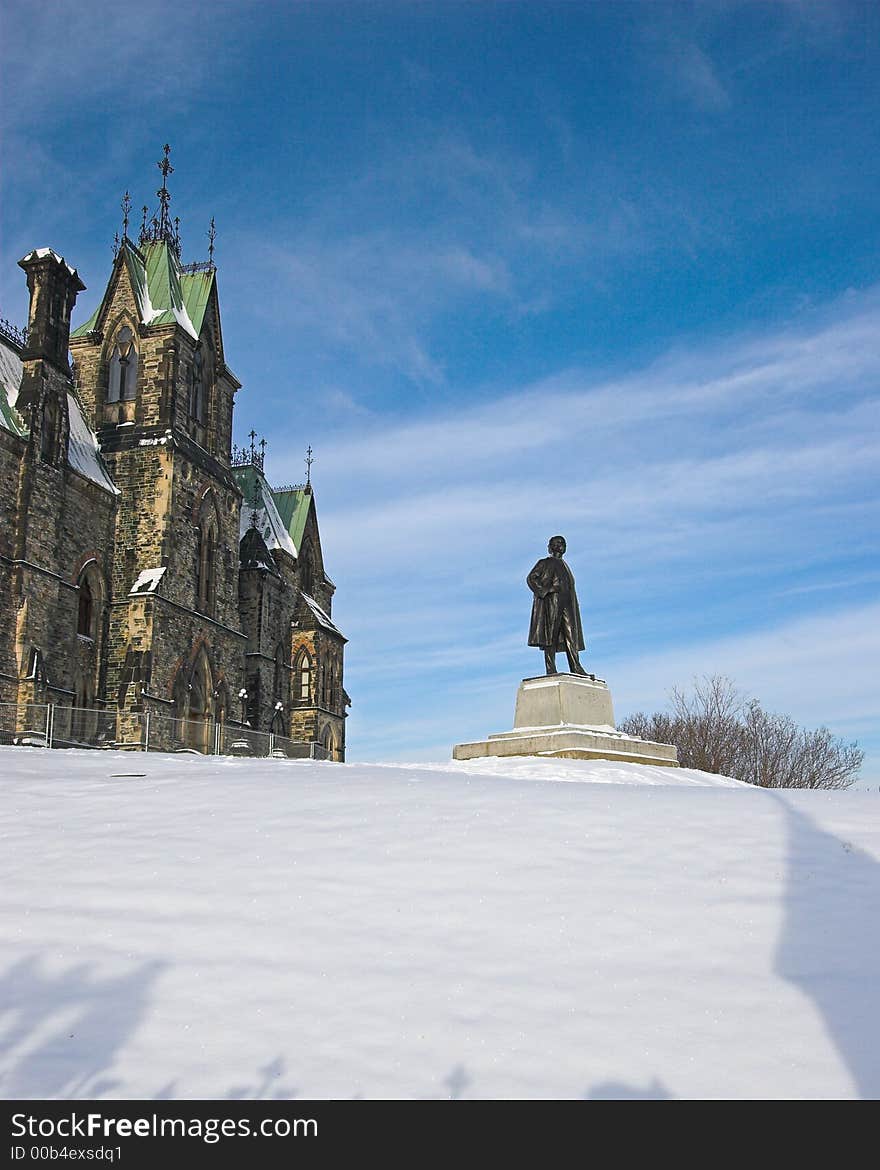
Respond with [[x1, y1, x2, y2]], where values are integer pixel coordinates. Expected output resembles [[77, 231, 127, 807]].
[[0, 317, 27, 351], [0, 702, 328, 760]]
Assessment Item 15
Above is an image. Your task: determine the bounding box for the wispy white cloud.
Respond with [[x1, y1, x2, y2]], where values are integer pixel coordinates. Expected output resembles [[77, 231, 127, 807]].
[[0, 0, 244, 129], [318, 286, 880, 772], [608, 601, 880, 735], [668, 39, 731, 111], [284, 285, 880, 493], [345, 599, 880, 777], [260, 233, 515, 384], [230, 127, 672, 385]]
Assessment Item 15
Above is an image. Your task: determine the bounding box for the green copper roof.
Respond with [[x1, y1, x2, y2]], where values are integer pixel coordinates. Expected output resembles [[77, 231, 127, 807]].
[[179, 270, 214, 335], [274, 486, 313, 551], [71, 238, 215, 340], [70, 301, 100, 338], [233, 464, 299, 557]]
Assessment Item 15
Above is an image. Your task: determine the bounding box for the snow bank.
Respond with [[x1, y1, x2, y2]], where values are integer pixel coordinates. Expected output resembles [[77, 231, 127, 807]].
[[0, 747, 877, 1100]]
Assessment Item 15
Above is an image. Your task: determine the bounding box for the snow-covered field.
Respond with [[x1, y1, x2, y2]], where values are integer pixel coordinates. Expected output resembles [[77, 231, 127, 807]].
[[1, 747, 878, 1100]]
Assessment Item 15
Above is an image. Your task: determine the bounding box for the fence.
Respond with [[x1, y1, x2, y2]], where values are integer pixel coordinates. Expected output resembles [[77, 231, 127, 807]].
[[0, 702, 328, 760]]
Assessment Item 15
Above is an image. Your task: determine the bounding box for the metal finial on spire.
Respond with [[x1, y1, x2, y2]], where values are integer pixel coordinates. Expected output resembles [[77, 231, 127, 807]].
[[140, 205, 149, 242], [141, 143, 180, 254], [112, 231, 120, 259], [305, 445, 314, 486], [157, 144, 173, 216], [207, 217, 216, 266], [121, 191, 132, 239], [249, 429, 257, 462]]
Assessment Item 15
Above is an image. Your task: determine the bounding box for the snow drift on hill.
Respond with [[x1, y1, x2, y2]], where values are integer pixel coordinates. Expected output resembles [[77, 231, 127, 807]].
[[0, 747, 877, 1100]]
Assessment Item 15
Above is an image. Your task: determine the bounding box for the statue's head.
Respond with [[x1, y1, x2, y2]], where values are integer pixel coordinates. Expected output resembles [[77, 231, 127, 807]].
[[548, 535, 566, 557]]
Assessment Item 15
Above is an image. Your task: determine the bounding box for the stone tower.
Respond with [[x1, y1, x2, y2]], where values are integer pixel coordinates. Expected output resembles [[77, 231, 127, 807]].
[[1, 249, 118, 720], [69, 177, 245, 747]]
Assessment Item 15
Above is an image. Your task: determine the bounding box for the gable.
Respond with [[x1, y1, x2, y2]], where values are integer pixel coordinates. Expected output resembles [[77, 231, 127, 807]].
[[234, 464, 297, 557], [71, 239, 203, 341]]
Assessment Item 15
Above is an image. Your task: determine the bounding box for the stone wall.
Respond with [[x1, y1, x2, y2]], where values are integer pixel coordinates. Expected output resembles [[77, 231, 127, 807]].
[[3, 237, 348, 758]]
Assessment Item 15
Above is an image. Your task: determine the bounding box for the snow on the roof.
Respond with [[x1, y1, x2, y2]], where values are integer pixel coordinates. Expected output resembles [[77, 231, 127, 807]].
[[20, 248, 80, 279], [299, 591, 345, 639], [130, 566, 166, 595], [0, 337, 26, 436], [125, 247, 159, 328], [238, 477, 298, 558], [172, 303, 198, 340], [0, 339, 115, 489], [66, 393, 119, 494]]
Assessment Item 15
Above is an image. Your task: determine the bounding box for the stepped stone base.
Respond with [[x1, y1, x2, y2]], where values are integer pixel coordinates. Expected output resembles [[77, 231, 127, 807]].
[[453, 673, 678, 767]]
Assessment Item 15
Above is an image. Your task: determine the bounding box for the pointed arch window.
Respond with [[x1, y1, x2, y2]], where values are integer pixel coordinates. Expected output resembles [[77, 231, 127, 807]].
[[76, 564, 103, 640], [77, 578, 94, 637], [197, 523, 217, 615], [195, 494, 219, 617], [295, 650, 312, 705], [108, 326, 138, 403]]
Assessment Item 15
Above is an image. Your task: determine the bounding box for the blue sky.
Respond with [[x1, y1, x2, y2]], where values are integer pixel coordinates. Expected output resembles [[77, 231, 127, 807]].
[[2, 1, 878, 779]]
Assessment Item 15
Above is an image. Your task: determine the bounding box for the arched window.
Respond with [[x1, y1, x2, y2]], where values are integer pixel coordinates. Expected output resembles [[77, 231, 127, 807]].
[[195, 493, 219, 616], [76, 564, 102, 640], [108, 326, 138, 403], [197, 524, 216, 614], [77, 577, 94, 637], [295, 650, 312, 704]]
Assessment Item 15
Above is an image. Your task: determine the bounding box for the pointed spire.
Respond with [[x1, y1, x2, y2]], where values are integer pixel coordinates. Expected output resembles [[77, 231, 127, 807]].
[[305, 445, 314, 487], [207, 217, 216, 266], [138, 145, 181, 256], [156, 143, 174, 239], [121, 190, 132, 239]]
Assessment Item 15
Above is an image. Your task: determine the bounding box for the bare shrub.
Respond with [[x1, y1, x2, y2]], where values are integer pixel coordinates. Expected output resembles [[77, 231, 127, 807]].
[[620, 675, 863, 789]]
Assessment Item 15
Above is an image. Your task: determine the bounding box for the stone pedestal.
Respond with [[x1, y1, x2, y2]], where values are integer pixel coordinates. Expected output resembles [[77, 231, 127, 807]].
[[453, 673, 678, 767], [514, 673, 615, 730]]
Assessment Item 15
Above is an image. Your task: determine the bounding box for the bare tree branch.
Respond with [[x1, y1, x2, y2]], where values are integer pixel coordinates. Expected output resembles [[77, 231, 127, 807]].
[[620, 675, 863, 790]]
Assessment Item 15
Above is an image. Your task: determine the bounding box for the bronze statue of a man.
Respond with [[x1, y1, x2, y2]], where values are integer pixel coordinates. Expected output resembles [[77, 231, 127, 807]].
[[527, 535, 588, 676]]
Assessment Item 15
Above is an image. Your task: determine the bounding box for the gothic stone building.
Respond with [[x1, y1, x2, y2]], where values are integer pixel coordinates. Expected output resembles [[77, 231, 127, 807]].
[[0, 212, 348, 759]]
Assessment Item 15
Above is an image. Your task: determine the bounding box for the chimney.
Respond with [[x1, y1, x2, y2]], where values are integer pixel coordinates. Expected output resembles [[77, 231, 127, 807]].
[[17, 248, 86, 374]]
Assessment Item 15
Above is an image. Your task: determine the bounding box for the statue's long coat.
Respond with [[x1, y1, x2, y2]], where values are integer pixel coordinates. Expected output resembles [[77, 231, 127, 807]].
[[527, 556, 585, 650]]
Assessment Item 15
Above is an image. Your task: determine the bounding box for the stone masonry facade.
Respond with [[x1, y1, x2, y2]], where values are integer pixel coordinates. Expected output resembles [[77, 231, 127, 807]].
[[0, 207, 348, 760]]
